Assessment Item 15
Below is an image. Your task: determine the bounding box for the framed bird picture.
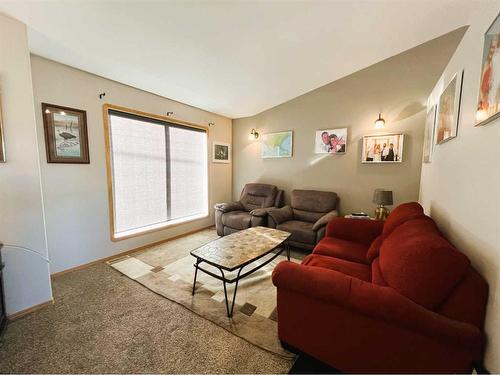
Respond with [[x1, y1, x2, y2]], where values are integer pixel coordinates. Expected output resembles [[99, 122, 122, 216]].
[[42, 103, 90, 163]]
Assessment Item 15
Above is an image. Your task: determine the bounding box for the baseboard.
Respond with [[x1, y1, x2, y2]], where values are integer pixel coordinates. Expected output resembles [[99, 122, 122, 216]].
[[51, 225, 215, 279], [7, 299, 54, 321]]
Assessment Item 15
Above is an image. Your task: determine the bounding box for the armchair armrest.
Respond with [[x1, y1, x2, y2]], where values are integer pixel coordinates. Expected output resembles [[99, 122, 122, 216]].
[[214, 201, 244, 213], [326, 217, 384, 246], [272, 262, 483, 352], [312, 209, 339, 231], [267, 205, 293, 225], [249, 208, 269, 217]]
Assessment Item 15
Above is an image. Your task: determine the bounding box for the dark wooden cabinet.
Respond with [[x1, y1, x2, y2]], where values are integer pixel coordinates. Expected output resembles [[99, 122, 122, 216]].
[[0, 244, 6, 334]]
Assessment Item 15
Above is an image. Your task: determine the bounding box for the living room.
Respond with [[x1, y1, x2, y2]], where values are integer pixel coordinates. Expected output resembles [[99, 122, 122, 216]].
[[0, 0, 499, 373]]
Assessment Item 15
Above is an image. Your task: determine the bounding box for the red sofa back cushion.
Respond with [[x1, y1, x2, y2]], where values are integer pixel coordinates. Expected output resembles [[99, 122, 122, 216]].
[[366, 235, 383, 263], [379, 218, 470, 309], [382, 202, 424, 238]]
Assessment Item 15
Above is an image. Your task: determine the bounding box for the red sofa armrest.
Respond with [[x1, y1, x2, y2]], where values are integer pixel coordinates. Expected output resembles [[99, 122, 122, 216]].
[[272, 261, 484, 352], [325, 217, 384, 246]]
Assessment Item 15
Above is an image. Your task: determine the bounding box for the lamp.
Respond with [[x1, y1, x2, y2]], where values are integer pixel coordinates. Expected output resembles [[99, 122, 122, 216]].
[[248, 128, 259, 140], [374, 113, 385, 129], [372, 189, 393, 220]]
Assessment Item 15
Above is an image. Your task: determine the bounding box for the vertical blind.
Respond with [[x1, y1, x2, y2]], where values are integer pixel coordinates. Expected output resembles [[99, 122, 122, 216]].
[[108, 110, 208, 238]]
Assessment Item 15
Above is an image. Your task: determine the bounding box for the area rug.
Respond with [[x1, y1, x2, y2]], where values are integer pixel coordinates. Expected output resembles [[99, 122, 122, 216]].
[[107, 229, 298, 359]]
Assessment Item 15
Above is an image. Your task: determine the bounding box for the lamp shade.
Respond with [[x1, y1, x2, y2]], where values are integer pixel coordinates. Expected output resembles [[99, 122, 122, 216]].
[[373, 189, 393, 205], [374, 113, 385, 129]]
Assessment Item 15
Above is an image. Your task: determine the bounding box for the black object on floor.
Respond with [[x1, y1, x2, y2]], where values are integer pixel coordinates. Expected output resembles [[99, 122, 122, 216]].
[[289, 353, 341, 374]]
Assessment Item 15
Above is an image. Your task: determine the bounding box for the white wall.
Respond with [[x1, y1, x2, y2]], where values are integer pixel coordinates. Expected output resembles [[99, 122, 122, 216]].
[[0, 13, 52, 315], [419, 3, 500, 372], [30, 55, 232, 274]]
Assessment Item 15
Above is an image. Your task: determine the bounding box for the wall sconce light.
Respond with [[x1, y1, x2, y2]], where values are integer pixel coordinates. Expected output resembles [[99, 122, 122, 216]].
[[248, 128, 259, 140], [374, 113, 385, 129]]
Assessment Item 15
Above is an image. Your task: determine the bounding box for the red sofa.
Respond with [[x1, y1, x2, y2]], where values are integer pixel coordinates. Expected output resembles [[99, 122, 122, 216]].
[[272, 202, 488, 373]]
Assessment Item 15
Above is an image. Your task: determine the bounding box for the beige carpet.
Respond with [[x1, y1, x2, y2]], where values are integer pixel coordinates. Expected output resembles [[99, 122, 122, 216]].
[[0, 228, 295, 373], [109, 228, 299, 359]]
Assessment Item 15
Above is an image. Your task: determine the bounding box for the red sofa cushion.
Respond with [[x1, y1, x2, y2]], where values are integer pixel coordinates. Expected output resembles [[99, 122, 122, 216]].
[[314, 237, 369, 264], [371, 257, 388, 286], [326, 218, 384, 246], [379, 218, 470, 309], [382, 202, 424, 238], [366, 235, 383, 263], [437, 268, 489, 328], [302, 254, 371, 282]]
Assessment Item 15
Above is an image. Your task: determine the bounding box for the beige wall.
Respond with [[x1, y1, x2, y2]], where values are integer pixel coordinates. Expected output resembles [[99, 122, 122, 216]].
[[419, 3, 500, 372], [0, 14, 52, 315], [233, 29, 466, 215], [30, 55, 232, 274]]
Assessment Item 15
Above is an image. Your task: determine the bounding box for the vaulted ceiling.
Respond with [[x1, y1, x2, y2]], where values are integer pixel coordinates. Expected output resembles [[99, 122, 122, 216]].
[[0, 0, 475, 118]]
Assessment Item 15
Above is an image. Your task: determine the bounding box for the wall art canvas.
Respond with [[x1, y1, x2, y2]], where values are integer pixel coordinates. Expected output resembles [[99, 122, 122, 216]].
[[436, 71, 463, 144], [42, 103, 89, 163], [423, 105, 436, 163], [476, 13, 500, 126], [213, 141, 230, 163], [315, 128, 347, 154], [261, 130, 293, 159], [362, 134, 404, 163]]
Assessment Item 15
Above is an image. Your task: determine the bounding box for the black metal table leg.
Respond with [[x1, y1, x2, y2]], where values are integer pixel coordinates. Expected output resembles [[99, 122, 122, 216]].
[[286, 240, 291, 261], [219, 267, 244, 318], [220, 271, 231, 317], [192, 258, 201, 295]]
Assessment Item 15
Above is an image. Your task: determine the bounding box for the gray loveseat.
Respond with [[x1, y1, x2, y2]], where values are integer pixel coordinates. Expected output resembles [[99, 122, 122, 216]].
[[267, 189, 338, 250], [214, 183, 283, 236]]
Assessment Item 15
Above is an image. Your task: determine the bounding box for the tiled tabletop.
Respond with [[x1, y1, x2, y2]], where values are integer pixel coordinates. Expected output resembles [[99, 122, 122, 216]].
[[190, 226, 290, 270]]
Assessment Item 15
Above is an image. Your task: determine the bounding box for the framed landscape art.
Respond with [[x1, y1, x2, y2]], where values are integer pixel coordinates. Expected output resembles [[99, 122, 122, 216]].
[[436, 71, 463, 144], [261, 130, 293, 159], [423, 105, 436, 163], [42, 103, 90, 163], [213, 141, 230, 163], [315, 128, 347, 154], [362, 134, 404, 163], [476, 13, 500, 126]]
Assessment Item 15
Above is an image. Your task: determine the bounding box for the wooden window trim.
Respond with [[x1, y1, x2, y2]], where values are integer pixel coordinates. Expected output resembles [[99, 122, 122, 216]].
[[102, 103, 210, 242]]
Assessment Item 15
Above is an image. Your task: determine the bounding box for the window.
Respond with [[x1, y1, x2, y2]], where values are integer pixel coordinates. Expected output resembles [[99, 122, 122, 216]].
[[105, 106, 208, 240]]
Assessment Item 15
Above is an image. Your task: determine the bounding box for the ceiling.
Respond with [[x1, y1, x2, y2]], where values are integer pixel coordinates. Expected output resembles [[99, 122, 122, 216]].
[[0, 0, 475, 118]]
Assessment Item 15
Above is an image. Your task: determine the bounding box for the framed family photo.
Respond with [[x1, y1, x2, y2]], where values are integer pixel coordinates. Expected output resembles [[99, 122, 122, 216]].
[[423, 105, 436, 163], [436, 71, 463, 144], [42, 103, 90, 163], [476, 13, 500, 126], [261, 130, 293, 159], [213, 141, 231, 163], [362, 134, 404, 163], [315, 128, 347, 154]]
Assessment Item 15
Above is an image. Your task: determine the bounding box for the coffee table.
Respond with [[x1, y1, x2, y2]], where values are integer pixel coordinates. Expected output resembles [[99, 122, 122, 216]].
[[190, 226, 291, 318]]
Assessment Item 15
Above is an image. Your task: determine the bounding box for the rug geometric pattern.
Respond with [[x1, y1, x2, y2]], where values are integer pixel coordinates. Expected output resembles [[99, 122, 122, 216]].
[[108, 228, 299, 358]]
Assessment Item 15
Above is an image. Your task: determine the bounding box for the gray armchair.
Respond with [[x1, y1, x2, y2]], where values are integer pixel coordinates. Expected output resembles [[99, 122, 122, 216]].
[[267, 189, 338, 250], [214, 183, 283, 236]]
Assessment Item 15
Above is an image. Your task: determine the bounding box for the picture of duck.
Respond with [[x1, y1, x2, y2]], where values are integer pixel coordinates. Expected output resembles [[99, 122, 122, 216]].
[[57, 131, 77, 140]]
